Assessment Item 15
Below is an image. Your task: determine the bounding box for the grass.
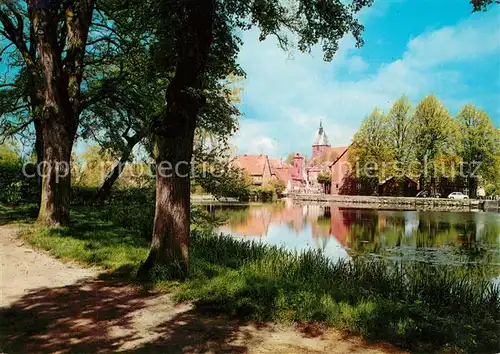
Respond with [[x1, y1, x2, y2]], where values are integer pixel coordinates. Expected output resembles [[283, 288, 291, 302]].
[[2, 202, 499, 353], [0, 203, 38, 225], [21, 208, 150, 275]]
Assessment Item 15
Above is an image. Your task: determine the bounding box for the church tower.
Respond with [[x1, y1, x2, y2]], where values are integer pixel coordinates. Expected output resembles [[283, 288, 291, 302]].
[[312, 121, 330, 158]]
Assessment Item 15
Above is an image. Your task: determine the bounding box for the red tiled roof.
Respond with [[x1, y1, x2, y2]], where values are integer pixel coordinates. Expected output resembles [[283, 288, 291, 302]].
[[274, 167, 292, 182], [330, 147, 350, 186], [233, 154, 269, 176], [307, 146, 349, 167], [329, 146, 349, 164], [269, 158, 282, 170]]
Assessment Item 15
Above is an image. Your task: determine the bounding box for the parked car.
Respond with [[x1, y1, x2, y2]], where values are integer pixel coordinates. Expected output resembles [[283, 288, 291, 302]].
[[416, 190, 441, 198], [447, 192, 469, 200]]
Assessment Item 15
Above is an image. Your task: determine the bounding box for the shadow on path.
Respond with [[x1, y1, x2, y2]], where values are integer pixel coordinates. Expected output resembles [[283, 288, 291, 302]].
[[0, 278, 249, 353]]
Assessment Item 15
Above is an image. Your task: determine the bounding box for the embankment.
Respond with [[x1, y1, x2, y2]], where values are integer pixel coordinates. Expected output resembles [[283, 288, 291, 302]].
[[289, 194, 488, 211]]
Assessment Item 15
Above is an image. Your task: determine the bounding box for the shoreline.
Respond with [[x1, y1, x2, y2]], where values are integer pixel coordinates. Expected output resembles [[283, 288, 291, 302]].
[[190, 193, 500, 212], [288, 193, 499, 212]]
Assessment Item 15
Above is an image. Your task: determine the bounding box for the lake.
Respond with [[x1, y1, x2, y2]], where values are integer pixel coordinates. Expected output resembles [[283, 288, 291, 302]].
[[210, 199, 500, 281]]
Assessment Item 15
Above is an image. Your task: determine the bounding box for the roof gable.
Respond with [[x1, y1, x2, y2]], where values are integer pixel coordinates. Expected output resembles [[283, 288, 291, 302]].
[[233, 154, 269, 176]]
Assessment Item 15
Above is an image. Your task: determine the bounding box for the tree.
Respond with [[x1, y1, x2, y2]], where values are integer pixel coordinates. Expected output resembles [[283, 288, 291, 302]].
[[470, 0, 499, 12], [269, 178, 286, 198], [350, 108, 393, 185], [33, 0, 95, 225], [317, 171, 332, 194], [86, 0, 241, 203], [137, 0, 374, 280], [1, 0, 96, 225], [386, 95, 416, 173], [413, 95, 454, 193], [456, 104, 498, 197], [1, 0, 159, 222]]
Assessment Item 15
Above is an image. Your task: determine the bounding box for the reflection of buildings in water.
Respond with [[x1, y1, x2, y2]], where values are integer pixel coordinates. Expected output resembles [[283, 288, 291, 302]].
[[329, 208, 351, 247], [404, 212, 419, 237], [307, 206, 351, 247], [228, 205, 307, 237], [473, 212, 488, 242], [269, 206, 305, 233], [304, 204, 323, 219], [230, 209, 270, 237], [223, 203, 352, 248]]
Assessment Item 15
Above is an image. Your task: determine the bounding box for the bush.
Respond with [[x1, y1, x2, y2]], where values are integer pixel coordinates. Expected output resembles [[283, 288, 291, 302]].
[[70, 186, 98, 205], [70, 186, 155, 206], [0, 162, 39, 205], [269, 179, 286, 198], [249, 185, 276, 202]]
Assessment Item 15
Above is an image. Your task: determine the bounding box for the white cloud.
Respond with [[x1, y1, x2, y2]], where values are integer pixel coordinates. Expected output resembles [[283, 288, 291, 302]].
[[233, 9, 500, 158], [404, 22, 500, 68]]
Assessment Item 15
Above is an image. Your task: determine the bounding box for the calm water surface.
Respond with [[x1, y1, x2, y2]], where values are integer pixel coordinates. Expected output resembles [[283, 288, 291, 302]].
[[211, 200, 500, 280]]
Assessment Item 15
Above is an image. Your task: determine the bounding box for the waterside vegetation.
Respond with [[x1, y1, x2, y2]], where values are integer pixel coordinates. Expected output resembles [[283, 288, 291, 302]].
[[2, 201, 498, 354]]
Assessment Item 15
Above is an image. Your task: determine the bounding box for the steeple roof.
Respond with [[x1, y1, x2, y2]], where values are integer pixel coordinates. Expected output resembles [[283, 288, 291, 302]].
[[313, 120, 330, 146]]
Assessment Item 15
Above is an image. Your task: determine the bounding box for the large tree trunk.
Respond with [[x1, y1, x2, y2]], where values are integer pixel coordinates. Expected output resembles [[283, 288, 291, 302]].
[[33, 1, 93, 225], [137, 130, 194, 280], [138, 0, 214, 281], [34, 6, 74, 226], [34, 113, 44, 164], [37, 118, 75, 225], [33, 117, 44, 190]]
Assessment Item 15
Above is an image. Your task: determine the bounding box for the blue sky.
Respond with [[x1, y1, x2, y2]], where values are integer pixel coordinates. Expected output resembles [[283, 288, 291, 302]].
[[234, 0, 500, 158]]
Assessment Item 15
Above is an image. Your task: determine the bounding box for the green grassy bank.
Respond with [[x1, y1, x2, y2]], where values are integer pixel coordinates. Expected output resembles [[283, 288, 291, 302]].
[[1, 203, 499, 353]]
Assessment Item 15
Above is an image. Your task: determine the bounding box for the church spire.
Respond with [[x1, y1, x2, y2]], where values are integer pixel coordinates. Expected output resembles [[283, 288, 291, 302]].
[[313, 120, 329, 146]]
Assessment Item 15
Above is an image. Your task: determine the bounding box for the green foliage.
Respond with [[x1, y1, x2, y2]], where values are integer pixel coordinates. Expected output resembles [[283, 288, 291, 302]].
[[0, 144, 20, 164], [284, 153, 295, 165], [413, 94, 456, 167], [317, 171, 332, 185], [180, 244, 499, 352], [386, 95, 416, 170], [249, 185, 276, 202], [72, 146, 153, 191], [195, 165, 251, 201], [349, 95, 499, 196], [350, 109, 393, 192], [192, 137, 251, 201], [0, 145, 38, 204], [269, 179, 286, 198], [470, 0, 499, 12], [457, 104, 499, 181]]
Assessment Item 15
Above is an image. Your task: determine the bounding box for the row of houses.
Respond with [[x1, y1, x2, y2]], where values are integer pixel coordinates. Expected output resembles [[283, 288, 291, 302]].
[[233, 122, 350, 194], [233, 120, 487, 197]]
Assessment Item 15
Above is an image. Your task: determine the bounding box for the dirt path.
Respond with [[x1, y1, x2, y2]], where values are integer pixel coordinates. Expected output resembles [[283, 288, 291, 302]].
[[0, 225, 405, 353]]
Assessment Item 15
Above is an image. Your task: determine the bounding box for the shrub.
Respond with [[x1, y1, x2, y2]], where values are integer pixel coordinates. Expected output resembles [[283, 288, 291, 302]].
[[70, 186, 155, 206], [269, 179, 286, 198], [249, 185, 276, 202], [0, 162, 39, 205]]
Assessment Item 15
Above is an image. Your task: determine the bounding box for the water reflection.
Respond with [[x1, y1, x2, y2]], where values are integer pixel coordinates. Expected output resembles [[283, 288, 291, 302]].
[[214, 201, 500, 276]]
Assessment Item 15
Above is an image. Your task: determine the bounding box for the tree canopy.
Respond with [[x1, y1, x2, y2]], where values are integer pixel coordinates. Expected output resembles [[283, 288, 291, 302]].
[[349, 95, 499, 197]]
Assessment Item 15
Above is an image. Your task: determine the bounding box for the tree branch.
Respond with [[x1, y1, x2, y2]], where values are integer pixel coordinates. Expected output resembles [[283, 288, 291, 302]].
[[0, 3, 33, 66], [0, 39, 14, 58], [0, 118, 33, 143]]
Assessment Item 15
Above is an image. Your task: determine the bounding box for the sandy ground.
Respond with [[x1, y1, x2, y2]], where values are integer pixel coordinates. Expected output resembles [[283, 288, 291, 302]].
[[0, 225, 406, 353]]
